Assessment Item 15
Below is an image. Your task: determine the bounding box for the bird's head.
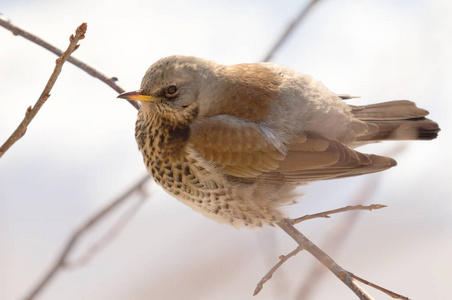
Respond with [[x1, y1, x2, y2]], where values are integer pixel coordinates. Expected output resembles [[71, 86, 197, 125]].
[[118, 56, 222, 120], [119, 55, 281, 124]]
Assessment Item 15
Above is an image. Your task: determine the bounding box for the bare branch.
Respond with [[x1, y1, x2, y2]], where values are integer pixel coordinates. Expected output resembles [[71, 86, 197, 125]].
[[277, 218, 411, 299], [0, 15, 147, 300], [65, 189, 149, 269], [262, 0, 321, 62], [0, 14, 139, 110], [0, 22, 87, 158], [254, 246, 303, 295], [292, 204, 387, 224], [277, 219, 375, 300], [23, 174, 151, 300], [295, 178, 384, 299]]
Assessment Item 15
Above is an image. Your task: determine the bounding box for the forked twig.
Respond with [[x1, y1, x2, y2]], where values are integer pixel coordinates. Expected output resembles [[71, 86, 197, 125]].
[[276, 219, 410, 300], [254, 204, 387, 295], [0, 22, 87, 158], [255, 204, 388, 297], [277, 218, 374, 300]]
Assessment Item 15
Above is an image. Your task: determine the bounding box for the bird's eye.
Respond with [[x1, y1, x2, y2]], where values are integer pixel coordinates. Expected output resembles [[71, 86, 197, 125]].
[[166, 85, 178, 95]]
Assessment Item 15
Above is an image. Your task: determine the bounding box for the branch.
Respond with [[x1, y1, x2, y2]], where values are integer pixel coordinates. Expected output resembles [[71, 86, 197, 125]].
[[277, 219, 375, 300], [292, 204, 386, 224], [295, 178, 384, 299], [65, 189, 149, 269], [0, 22, 87, 158], [262, 0, 321, 62], [254, 246, 303, 295], [349, 273, 410, 300], [0, 16, 148, 299], [0, 14, 139, 110], [276, 219, 411, 300], [23, 174, 151, 300]]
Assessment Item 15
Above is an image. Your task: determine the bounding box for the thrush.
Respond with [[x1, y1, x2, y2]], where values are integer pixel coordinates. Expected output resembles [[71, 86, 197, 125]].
[[118, 56, 439, 228]]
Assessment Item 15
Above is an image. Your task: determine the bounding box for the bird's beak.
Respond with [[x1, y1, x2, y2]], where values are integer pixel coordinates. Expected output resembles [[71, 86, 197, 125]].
[[117, 90, 157, 102]]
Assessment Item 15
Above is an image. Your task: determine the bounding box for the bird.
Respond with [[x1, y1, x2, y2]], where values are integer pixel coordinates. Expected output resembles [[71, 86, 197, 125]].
[[118, 55, 440, 228]]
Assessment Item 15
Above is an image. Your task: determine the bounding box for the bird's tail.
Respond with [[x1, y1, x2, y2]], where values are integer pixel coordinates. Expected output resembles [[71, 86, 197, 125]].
[[351, 100, 440, 142]]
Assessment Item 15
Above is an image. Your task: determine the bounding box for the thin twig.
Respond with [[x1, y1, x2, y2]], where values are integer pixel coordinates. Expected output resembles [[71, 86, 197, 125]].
[[0, 14, 139, 110], [23, 174, 151, 300], [65, 189, 149, 269], [292, 204, 387, 224], [262, 0, 321, 62], [349, 273, 410, 300], [277, 219, 375, 300], [0, 22, 87, 159], [254, 246, 303, 295]]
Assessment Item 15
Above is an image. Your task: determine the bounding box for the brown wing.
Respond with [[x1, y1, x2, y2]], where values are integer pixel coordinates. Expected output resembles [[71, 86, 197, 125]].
[[189, 116, 396, 183], [189, 116, 285, 178], [266, 133, 396, 183]]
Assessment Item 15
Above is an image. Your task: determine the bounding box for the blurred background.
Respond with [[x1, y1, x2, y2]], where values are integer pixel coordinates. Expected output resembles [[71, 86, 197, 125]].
[[1, 0, 451, 299]]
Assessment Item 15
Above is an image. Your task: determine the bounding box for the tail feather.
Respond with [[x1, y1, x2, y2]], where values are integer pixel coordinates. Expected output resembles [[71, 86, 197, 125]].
[[351, 100, 440, 141]]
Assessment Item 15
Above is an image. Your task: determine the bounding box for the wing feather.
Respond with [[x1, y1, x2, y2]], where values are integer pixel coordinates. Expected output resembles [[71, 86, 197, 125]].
[[189, 116, 396, 183]]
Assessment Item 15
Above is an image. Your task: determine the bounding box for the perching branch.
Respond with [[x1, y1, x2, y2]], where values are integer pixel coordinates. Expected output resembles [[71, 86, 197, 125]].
[[277, 219, 375, 300], [0, 22, 86, 159], [254, 201, 409, 298], [274, 219, 410, 299], [254, 204, 387, 296], [0, 14, 139, 110], [23, 174, 151, 300], [295, 177, 385, 299]]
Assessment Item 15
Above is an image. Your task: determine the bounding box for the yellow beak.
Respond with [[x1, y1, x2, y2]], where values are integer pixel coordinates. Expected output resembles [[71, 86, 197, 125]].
[[117, 90, 157, 102]]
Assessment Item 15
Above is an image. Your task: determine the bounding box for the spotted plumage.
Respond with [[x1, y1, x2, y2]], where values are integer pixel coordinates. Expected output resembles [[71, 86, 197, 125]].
[[119, 55, 440, 228]]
